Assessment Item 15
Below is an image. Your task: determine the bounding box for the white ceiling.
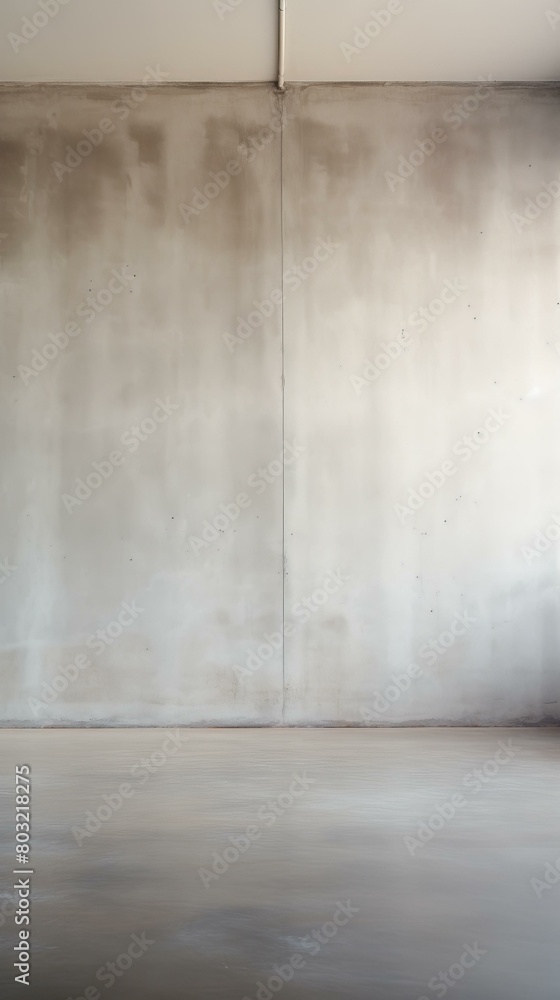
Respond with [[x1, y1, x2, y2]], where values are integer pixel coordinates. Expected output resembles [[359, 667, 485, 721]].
[[1, 0, 559, 83]]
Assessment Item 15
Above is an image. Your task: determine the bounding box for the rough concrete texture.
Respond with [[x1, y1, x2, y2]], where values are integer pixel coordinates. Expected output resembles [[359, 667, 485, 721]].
[[0, 728, 559, 998], [0, 84, 283, 726], [1, 84, 560, 725], [283, 84, 560, 726]]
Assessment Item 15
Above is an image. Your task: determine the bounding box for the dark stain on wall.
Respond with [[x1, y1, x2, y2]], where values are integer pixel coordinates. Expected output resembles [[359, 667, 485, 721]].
[[0, 138, 30, 260]]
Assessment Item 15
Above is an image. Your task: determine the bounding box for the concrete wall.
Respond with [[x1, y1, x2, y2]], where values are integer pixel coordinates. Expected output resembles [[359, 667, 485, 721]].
[[1, 83, 559, 725], [0, 84, 284, 726]]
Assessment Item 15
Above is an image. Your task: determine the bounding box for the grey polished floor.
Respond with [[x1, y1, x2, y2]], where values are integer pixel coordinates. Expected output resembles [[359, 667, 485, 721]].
[[0, 728, 559, 999]]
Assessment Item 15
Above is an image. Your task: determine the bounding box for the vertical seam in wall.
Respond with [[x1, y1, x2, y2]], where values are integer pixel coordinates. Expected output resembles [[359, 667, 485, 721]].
[[280, 88, 285, 724]]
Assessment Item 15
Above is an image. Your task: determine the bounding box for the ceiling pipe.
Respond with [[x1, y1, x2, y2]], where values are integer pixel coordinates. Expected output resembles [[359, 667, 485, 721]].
[[277, 0, 286, 91]]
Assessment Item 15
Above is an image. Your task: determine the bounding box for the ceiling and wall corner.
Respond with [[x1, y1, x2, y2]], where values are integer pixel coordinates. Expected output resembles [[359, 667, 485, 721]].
[[0, 0, 559, 85]]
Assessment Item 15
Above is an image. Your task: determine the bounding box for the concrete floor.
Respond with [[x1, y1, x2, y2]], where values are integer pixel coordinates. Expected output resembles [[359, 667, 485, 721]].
[[0, 728, 559, 999]]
